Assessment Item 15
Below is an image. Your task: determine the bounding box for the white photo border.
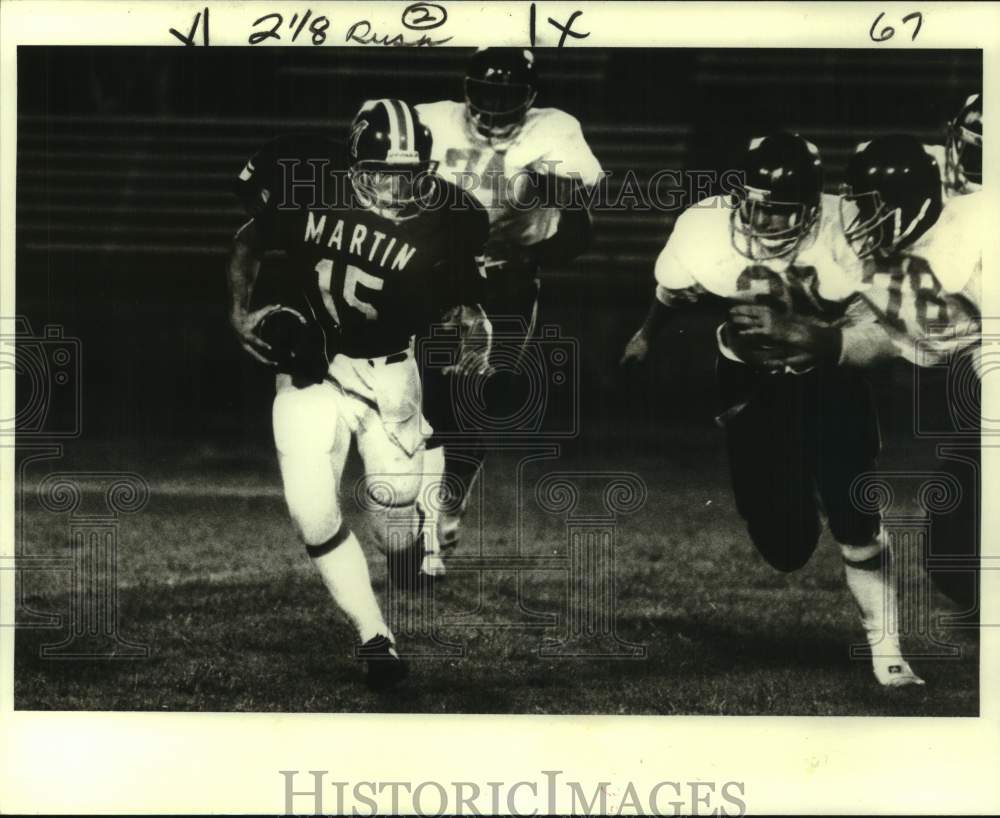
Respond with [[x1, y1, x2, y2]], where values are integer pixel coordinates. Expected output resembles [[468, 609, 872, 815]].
[[1, 1, 999, 814]]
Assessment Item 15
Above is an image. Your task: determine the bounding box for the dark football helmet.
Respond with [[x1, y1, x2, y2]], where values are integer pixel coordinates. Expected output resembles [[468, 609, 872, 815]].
[[730, 133, 824, 260], [348, 98, 437, 221], [840, 135, 943, 259], [945, 92, 982, 193], [464, 48, 538, 140]]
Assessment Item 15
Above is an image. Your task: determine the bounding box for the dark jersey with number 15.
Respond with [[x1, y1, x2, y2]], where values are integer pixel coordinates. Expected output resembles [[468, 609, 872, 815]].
[[253, 178, 489, 360]]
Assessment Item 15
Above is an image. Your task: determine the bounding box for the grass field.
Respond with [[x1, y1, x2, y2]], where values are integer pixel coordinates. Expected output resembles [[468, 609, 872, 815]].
[[14, 418, 979, 716]]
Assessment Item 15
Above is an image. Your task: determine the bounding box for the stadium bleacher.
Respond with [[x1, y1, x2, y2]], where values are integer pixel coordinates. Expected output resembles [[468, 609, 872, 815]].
[[17, 48, 978, 276]]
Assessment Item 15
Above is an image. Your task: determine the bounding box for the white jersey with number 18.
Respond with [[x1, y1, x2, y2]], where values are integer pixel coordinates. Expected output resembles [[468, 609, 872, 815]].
[[840, 190, 983, 367]]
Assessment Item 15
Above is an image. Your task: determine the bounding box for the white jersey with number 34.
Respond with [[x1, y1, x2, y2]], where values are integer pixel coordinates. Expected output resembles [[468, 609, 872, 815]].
[[416, 100, 603, 246]]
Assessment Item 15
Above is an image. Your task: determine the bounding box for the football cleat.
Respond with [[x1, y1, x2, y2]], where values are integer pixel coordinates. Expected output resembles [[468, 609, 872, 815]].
[[420, 552, 447, 578], [417, 511, 462, 579], [358, 635, 408, 691], [872, 656, 926, 689]]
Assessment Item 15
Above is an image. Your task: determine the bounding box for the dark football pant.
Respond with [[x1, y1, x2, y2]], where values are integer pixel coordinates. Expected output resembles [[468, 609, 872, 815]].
[[916, 351, 980, 613], [717, 356, 882, 572], [421, 280, 541, 514]]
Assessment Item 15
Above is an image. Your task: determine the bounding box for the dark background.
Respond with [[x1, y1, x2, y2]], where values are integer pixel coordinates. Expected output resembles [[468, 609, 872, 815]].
[[16, 47, 981, 460], [13, 47, 983, 716]]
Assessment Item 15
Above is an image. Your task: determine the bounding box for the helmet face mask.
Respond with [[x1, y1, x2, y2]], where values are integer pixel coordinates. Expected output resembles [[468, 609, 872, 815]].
[[464, 48, 538, 141], [839, 189, 898, 259], [729, 133, 824, 261], [465, 78, 536, 140], [841, 135, 943, 260], [731, 193, 818, 260], [945, 95, 983, 192], [348, 99, 437, 221], [349, 162, 436, 221]]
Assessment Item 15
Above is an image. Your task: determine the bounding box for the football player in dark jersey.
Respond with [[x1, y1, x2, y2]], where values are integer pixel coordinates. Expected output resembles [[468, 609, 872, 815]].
[[227, 99, 491, 690], [233, 131, 341, 221], [622, 134, 924, 687], [748, 135, 983, 617]]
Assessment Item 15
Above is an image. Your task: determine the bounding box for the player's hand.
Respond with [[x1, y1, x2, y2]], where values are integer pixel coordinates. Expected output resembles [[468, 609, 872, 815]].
[[620, 330, 651, 366], [443, 307, 494, 377], [230, 304, 278, 366], [448, 345, 494, 378], [729, 304, 841, 364]]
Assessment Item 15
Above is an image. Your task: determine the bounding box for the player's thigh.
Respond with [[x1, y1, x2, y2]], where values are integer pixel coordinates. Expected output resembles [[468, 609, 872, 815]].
[[272, 375, 350, 542], [814, 368, 881, 545], [720, 363, 821, 568], [421, 362, 463, 438]]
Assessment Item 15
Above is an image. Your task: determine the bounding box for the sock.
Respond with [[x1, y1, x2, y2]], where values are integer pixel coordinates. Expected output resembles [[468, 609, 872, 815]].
[[841, 538, 901, 655], [420, 445, 446, 557], [307, 525, 391, 644], [841, 537, 923, 685]]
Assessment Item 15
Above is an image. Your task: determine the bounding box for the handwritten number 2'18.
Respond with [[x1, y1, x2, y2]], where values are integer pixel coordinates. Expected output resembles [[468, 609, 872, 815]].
[[249, 10, 331, 44], [870, 11, 923, 42]]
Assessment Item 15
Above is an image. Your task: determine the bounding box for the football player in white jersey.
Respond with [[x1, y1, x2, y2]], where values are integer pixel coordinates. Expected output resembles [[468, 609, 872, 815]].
[[742, 134, 983, 616], [924, 93, 982, 201], [621, 133, 924, 688], [415, 48, 604, 565]]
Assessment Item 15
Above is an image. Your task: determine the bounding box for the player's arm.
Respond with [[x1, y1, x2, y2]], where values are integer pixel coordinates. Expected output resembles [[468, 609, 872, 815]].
[[527, 173, 596, 265], [835, 295, 902, 367], [227, 218, 279, 365], [730, 295, 896, 369], [536, 114, 604, 265], [620, 239, 703, 366], [442, 304, 493, 377], [233, 139, 278, 219], [443, 201, 493, 376]]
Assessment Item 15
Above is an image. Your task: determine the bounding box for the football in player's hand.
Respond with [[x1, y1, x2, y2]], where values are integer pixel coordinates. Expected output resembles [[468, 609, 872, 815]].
[[254, 306, 329, 387]]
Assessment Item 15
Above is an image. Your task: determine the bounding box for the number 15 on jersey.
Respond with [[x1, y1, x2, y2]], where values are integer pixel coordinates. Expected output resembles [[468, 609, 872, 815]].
[[315, 258, 384, 323]]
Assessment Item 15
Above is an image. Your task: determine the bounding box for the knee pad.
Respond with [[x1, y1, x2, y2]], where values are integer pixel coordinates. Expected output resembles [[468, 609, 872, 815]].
[[359, 476, 423, 554]]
